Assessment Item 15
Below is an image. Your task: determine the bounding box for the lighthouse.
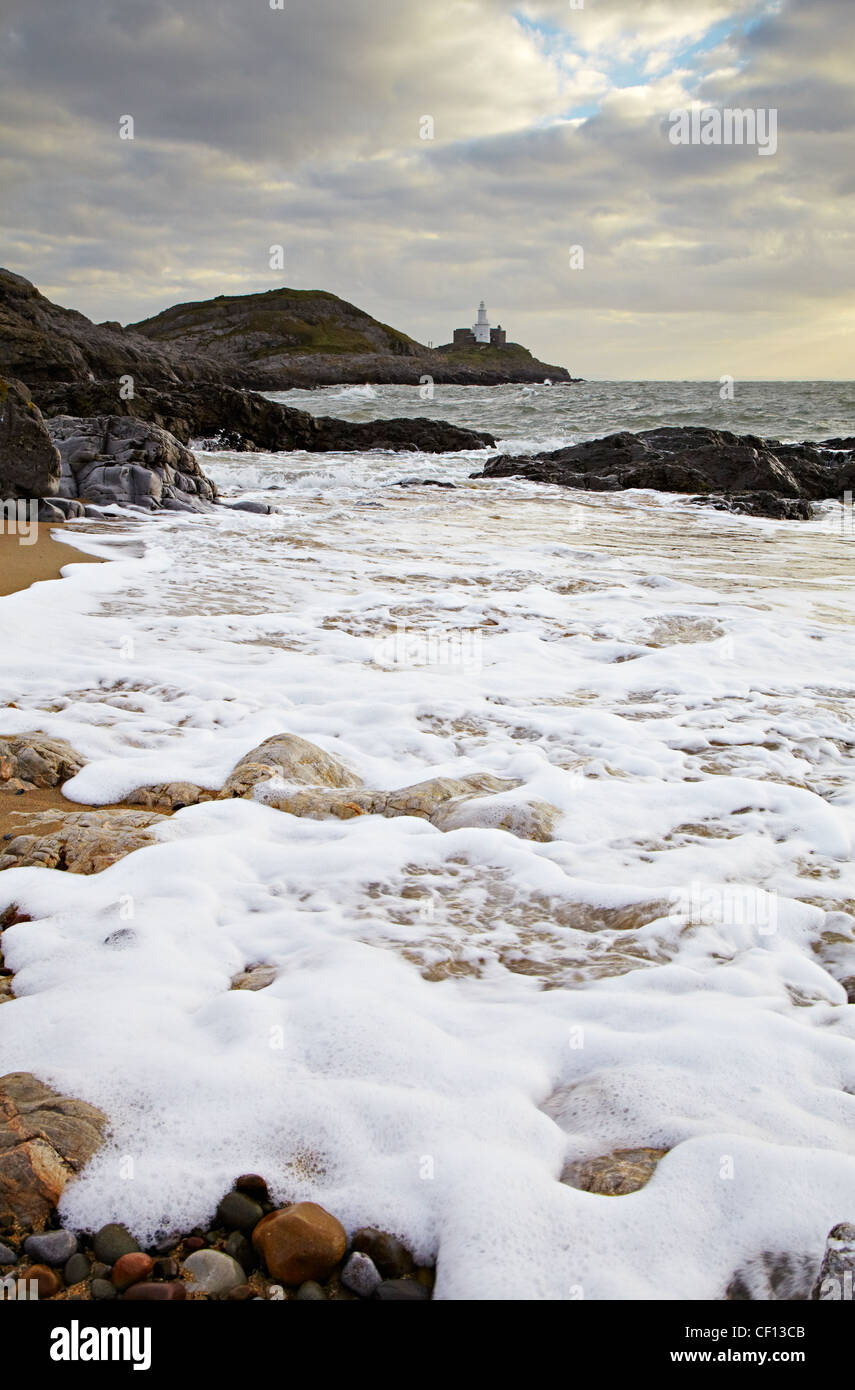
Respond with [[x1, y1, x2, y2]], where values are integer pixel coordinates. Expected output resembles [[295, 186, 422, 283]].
[[473, 300, 491, 344]]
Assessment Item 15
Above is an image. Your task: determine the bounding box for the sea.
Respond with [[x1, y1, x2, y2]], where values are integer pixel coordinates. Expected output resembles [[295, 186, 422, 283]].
[[1, 380, 854, 1299]]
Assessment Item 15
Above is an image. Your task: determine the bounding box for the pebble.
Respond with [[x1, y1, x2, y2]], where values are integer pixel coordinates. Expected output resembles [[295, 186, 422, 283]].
[[224, 1230, 255, 1271], [124, 1280, 186, 1301], [352, 1227, 415, 1279], [375, 1278, 430, 1301], [252, 1202, 346, 1285], [93, 1223, 139, 1265], [112, 1252, 155, 1291], [153, 1257, 179, 1280], [235, 1174, 271, 1204], [26, 1263, 63, 1298], [184, 1249, 246, 1295], [225, 1283, 256, 1301], [296, 1280, 327, 1301], [90, 1262, 110, 1280], [0, 1242, 17, 1265], [184, 1236, 205, 1252], [64, 1253, 91, 1285], [341, 1251, 382, 1297], [24, 1229, 78, 1266], [91, 1278, 117, 1301], [217, 1191, 263, 1232]]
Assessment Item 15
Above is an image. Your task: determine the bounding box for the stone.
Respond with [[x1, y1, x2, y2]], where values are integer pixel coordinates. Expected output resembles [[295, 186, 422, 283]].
[[93, 1223, 140, 1265], [224, 1230, 255, 1271], [111, 1251, 154, 1290], [0, 1073, 106, 1233], [0, 807, 165, 874], [341, 1251, 382, 1297], [295, 1280, 327, 1300], [220, 733, 360, 799], [24, 1228, 77, 1265], [123, 1280, 186, 1301], [257, 772, 518, 827], [91, 1278, 117, 1300], [252, 1202, 347, 1285], [230, 965, 277, 992], [374, 1277, 430, 1301], [235, 1174, 271, 1204], [0, 734, 84, 791], [351, 1227, 415, 1280], [561, 1147, 668, 1196], [215, 1200, 258, 1244], [225, 1283, 256, 1300], [153, 1257, 179, 1280], [184, 1248, 246, 1295], [432, 794, 562, 842], [0, 376, 61, 499], [812, 1222, 855, 1300], [0, 1241, 17, 1264], [46, 414, 217, 513], [25, 1262, 62, 1297], [90, 1262, 109, 1279], [124, 782, 213, 812], [151, 1235, 180, 1255], [183, 1235, 205, 1252], [64, 1252, 90, 1285]]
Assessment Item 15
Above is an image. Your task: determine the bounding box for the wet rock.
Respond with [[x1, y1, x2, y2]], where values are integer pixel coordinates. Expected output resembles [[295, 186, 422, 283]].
[[0, 807, 165, 874], [235, 1174, 271, 1204], [812, 1222, 855, 1300], [0, 1241, 17, 1264], [257, 772, 517, 826], [432, 793, 562, 842], [152, 1257, 179, 1280], [91, 1278, 117, 1300], [0, 376, 61, 500], [184, 1248, 246, 1294], [0, 1073, 106, 1233], [93, 1223, 140, 1265], [64, 1252, 90, 1284], [124, 1280, 186, 1300], [252, 1202, 347, 1285], [25, 1262, 62, 1297], [217, 1191, 263, 1232], [375, 1277, 430, 1300], [111, 1251, 154, 1290], [225, 1283, 256, 1300], [352, 1228, 415, 1280], [183, 1235, 205, 1252], [221, 733, 360, 798], [47, 414, 217, 513], [561, 1147, 668, 1196], [341, 1251, 382, 1297], [224, 1230, 255, 1272], [295, 1279, 327, 1300], [230, 965, 277, 992], [395, 478, 455, 489], [0, 734, 84, 791], [24, 1228, 77, 1265]]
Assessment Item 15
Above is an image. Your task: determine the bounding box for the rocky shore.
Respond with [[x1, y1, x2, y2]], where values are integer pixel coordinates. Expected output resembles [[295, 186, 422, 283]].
[[474, 425, 855, 520]]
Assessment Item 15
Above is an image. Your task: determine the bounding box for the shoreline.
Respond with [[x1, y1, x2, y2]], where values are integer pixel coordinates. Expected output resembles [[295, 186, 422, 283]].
[[0, 530, 104, 599]]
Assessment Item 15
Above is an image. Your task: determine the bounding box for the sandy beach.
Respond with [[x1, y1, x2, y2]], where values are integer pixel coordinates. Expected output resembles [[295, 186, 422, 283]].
[[0, 529, 103, 598]]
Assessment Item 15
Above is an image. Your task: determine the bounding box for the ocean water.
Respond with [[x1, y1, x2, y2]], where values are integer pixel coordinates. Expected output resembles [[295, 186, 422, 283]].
[[0, 381, 854, 1300]]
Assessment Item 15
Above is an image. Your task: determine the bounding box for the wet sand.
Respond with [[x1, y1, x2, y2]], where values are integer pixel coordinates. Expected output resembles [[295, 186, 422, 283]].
[[0, 784, 87, 841], [0, 529, 103, 598]]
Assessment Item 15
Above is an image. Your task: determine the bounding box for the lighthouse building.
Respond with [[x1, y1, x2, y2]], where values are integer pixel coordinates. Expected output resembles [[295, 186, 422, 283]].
[[453, 301, 507, 347]]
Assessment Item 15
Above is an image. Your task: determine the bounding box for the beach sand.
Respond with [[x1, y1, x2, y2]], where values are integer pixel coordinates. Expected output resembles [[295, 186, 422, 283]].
[[0, 528, 103, 598]]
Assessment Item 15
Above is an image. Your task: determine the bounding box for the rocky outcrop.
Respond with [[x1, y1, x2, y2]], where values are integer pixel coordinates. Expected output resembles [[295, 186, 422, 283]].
[[220, 733, 361, 797], [475, 426, 854, 519], [47, 415, 218, 513], [0, 734, 84, 793], [0, 1073, 106, 1234], [0, 377, 61, 501], [37, 381, 495, 455], [0, 808, 164, 874]]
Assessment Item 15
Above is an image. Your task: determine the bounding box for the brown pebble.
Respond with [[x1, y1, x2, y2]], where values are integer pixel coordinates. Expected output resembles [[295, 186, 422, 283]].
[[112, 1252, 154, 1290], [252, 1202, 346, 1285], [184, 1236, 205, 1252], [235, 1174, 271, 1204], [25, 1264, 63, 1298], [225, 1283, 256, 1301], [124, 1280, 186, 1301]]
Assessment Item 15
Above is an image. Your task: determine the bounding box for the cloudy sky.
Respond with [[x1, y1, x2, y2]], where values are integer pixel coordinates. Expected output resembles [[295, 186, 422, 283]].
[[1, 0, 853, 378]]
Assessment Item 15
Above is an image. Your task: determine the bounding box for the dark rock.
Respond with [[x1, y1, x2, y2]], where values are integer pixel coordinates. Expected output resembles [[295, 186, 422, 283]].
[[91, 1277, 117, 1300], [153, 1257, 179, 1280], [295, 1279, 328, 1300], [341, 1251, 382, 1296], [92, 1223, 140, 1265], [46, 414, 217, 513], [24, 1228, 77, 1265], [395, 478, 456, 488], [374, 1277, 430, 1301], [216, 1191, 264, 1232], [123, 1280, 186, 1300], [0, 1241, 17, 1264], [0, 376, 61, 499], [90, 1262, 109, 1280], [235, 1174, 271, 1204], [224, 1230, 255, 1271], [225, 1283, 256, 1300], [225, 499, 273, 514], [475, 426, 849, 520], [352, 1227, 415, 1279], [183, 1235, 205, 1252], [64, 1252, 90, 1284]]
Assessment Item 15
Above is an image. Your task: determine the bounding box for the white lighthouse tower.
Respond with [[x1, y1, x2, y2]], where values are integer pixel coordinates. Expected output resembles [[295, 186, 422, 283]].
[[472, 299, 491, 344]]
